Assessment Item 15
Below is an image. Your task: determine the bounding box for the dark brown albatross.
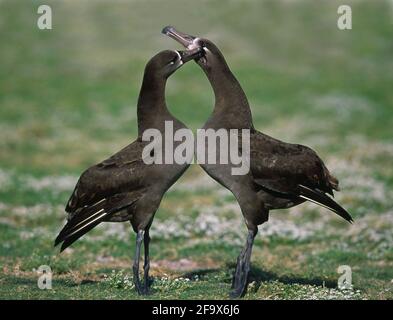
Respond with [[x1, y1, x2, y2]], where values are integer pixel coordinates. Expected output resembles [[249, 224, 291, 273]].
[[54, 48, 204, 294], [163, 26, 353, 298]]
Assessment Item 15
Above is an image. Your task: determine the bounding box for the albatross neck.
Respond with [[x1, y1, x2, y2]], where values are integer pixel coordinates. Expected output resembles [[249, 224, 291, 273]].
[[202, 59, 253, 129], [137, 72, 169, 135]]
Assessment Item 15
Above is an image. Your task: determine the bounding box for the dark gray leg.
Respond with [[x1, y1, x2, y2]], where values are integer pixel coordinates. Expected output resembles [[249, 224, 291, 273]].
[[230, 229, 257, 298], [231, 246, 247, 289], [143, 230, 151, 294], [133, 229, 145, 295]]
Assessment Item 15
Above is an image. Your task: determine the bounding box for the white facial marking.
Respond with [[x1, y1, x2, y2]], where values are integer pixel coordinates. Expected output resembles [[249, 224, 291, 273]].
[[175, 50, 183, 66], [186, 38, 208, 64], [187, 37, 200, 50]]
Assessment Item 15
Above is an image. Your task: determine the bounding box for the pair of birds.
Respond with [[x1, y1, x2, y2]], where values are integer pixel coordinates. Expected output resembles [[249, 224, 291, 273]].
[[55, 26, 353, 298]]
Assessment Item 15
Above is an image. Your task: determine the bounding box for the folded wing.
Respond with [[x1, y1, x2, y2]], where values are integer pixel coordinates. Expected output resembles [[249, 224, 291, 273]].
[[250, 131, 352, 223], [56, 140, 148, 251]]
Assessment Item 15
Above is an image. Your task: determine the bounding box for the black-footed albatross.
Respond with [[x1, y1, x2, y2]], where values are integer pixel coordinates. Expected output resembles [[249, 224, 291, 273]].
[[54, 47, 204, 295], [163, 26, 353, 298]]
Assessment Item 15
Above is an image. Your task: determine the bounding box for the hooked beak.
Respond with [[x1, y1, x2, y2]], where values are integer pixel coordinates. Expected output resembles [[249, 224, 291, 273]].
[[162, 26, 195, 48], [178, 47, 204, 64]]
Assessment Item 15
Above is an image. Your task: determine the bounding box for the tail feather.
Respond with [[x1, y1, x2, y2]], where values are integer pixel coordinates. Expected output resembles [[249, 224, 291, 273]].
[[59, 209, 108, 252], [55, 199, 106, 245], [298, 184, 353, 223], [55, 193, 139, 251], [55, 207, 110, 250]]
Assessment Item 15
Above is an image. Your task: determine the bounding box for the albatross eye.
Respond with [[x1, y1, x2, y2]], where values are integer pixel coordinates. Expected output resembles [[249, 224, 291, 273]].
[[169, 56, 177, 65]]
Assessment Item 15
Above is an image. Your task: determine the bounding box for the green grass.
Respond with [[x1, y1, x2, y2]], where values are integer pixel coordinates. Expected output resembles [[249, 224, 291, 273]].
[[0, 0, 392, 299]]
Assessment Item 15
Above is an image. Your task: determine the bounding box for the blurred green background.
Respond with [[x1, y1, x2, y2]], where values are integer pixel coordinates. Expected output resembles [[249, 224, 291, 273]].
[[0, 0, 392, 299]]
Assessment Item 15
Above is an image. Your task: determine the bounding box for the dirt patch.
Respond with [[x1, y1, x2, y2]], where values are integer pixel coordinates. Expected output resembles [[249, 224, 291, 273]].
[[149, 258, 221, 277], [80, 256, 220, 276]]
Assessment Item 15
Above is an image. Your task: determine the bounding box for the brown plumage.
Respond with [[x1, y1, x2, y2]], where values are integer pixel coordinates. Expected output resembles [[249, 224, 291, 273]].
[[55, 48, 204, 294], [163, 26, 352, 298]]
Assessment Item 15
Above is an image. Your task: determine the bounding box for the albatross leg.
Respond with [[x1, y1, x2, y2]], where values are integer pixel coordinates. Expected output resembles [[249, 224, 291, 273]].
[[142, 229, 151, 294], [133, 229, 145, 295], [231, 245, 247, 289], [230, 229, 257, 298]]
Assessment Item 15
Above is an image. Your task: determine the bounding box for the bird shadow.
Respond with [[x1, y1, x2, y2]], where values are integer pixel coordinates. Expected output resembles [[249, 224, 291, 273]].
[[179, 264, 337, 293], [181, 264, 336, 289], [181, 268, 222, 280], [247, 265, 337, 289]]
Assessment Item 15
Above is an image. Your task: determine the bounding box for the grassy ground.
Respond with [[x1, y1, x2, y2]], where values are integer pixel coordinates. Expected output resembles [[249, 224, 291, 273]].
[[0, 0, 392, 299]]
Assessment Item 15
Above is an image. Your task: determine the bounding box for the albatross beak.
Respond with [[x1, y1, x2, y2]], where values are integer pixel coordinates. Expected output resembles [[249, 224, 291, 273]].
[[178, 47, 204, 64], [162, 26, 195, 48]]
